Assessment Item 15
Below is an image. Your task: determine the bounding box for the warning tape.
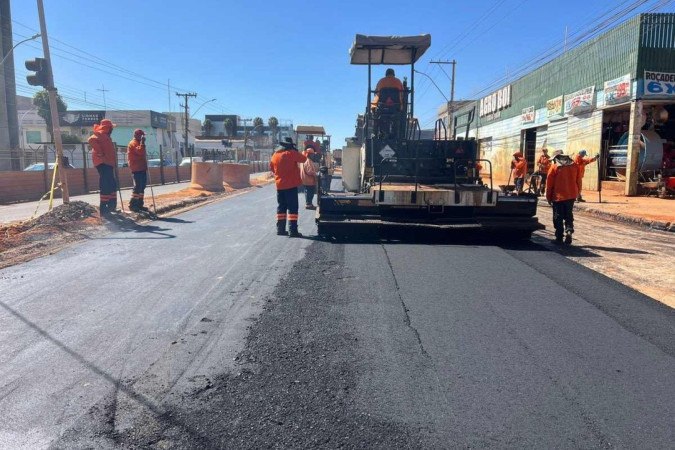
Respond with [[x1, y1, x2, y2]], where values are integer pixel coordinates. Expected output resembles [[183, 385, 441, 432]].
[[30, 162, 62, 221]]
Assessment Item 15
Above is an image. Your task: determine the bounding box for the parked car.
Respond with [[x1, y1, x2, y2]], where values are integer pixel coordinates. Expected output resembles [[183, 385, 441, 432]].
[[147, 159, 173, 167], [239, 160, 250, 164], [23, 163, 56, 171], [179, 156, 203, 166]]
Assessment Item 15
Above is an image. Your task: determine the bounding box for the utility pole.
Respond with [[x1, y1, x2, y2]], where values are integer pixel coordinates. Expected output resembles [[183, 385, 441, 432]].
[[96, 84, 109, 110], [240, 118, 252, 162], [430, 60, 456, 137], [36, 0, 69, 202], [175, 92, 197, 157]]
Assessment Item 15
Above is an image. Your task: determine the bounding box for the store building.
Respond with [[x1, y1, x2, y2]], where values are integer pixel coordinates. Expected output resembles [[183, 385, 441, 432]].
[[448, 13, 675, 196]]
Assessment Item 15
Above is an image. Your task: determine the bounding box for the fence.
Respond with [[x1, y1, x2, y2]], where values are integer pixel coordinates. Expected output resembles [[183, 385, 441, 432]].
[[0, 144, 270, 204]]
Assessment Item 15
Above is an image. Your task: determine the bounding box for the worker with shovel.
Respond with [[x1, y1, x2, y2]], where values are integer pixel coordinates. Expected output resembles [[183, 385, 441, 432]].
[[546, 150, 582, 245], [127, 129, 150, 213], [88, 119, 118, 216]]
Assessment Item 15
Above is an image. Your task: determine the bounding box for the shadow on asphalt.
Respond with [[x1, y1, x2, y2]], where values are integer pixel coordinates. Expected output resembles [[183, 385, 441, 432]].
[[0, 300, 218, 447], [313, 229, 549, 251], [101, 216, 176, 239], [153, 217, 194, 224]]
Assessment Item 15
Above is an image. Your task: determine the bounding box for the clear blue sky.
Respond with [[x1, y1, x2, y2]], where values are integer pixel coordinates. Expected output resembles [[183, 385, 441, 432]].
[[8, 0, 673, 146]]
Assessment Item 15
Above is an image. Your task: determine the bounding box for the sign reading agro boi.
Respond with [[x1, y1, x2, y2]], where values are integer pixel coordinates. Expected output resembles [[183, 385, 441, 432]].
[[644, 71, 675, 97], [564, 86, 595, 115], [479, 85, 511, 118], [604, 74, 631, 105]]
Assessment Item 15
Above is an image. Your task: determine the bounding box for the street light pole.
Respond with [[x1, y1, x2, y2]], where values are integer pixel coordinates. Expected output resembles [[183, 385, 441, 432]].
[[0, 33, 41, 67], [190, 98, 216, 119], [36, 0, 69, 203]]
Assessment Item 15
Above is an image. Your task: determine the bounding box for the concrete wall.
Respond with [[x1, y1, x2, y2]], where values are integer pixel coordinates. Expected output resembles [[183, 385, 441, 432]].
[[0, 166, 191, 204]]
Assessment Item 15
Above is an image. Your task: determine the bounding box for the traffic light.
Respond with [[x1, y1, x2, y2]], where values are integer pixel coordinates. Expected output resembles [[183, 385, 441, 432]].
[[25, 58, 51, 88]]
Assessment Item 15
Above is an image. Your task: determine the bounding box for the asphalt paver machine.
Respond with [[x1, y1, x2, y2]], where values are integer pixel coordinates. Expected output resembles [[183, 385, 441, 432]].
[[316, 34, 544, 239]]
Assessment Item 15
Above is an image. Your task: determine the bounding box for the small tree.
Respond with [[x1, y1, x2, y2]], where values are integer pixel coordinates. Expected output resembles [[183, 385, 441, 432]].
[[61, 134, 81, 144], [33, 90, 67, 141], [268, 116, 279, 145], [253, 117, 264, 136], [203, 118, 213, 136], [223, 118, 235, 137]]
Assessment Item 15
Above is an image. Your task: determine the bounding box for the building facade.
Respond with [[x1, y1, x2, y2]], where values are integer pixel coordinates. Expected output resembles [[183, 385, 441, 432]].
[[448, 13, 675, 195]]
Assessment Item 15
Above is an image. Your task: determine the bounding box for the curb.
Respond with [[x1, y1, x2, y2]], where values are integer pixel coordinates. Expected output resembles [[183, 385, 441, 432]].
[[538, 199, 674, 233]]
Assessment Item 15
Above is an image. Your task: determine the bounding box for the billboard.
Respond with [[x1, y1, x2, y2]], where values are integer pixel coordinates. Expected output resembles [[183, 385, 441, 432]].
[[643, 71, 675, 98], [59, 110, 105, 127], [150, 111, 168, 129], [604, 74, 631, 105]]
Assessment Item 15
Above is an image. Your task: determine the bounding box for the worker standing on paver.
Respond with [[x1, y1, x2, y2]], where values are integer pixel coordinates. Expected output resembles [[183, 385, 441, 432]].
[[270, 137, 307, 237], [127, 129, 149, 212], [546, 150, 582, 245], [537, 148, 551, 195], [88, 119, 118, 216], [573, 149, 599, 202]]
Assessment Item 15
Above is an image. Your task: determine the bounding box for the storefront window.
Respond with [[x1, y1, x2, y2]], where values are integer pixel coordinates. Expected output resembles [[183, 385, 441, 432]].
[[26, 131, 41, 143]]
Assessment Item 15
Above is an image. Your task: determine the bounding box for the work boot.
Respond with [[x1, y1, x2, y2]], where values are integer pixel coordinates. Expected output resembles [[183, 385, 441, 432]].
[[577, 196, 585, 202], [289, 222, 302, 238], [564, 229, 573, 245], [305, 204, 316, 210], [128, 198, 140, 212], [276, 220, 288, 236], [138, 199, 150, 212]]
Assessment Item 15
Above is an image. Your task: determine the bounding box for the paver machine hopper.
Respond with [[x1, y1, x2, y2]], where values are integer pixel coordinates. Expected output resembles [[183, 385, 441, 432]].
[[316, 34, 544, 239]]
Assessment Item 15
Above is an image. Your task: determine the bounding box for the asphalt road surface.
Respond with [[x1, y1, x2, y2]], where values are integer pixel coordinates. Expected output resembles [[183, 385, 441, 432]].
[[1, 183, 674, 449]]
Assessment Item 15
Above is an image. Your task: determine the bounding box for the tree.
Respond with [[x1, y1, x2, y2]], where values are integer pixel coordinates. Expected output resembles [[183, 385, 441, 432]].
[[223, 117, 235, 137], [253, 117, 264, 136], [203, 118, 213, 136], [268, 116, 279, 145], [61, 134, 81, 144], [33, 90, 67, 141]]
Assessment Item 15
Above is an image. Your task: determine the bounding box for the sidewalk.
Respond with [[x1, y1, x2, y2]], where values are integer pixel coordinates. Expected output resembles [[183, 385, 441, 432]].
[[489, 177, 675, 232], [0, 172, 272, 225]]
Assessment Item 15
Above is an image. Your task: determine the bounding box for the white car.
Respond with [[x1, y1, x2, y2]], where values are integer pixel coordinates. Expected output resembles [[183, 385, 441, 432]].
[[179, 157, 203, 166]]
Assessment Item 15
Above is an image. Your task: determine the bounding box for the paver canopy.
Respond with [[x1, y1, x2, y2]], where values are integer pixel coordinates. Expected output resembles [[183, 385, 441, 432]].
[[349, 34, 431, 65]]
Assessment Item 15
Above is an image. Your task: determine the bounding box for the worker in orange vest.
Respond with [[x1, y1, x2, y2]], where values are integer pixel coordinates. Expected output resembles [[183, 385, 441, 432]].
[[511, 151, 527, 193], [270, 137, 307, 237], [573, 149, 599, 202], [88, 119, 118, 216], [300, 147, 319, 210], [546, 150, 582, 245], [127, 129, 149, 212], [536, 148, 551, 195], [371, 68, 404, 111]]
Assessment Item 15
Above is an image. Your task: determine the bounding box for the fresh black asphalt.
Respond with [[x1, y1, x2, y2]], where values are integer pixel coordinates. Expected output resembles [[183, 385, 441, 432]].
[[0, 184, 673, 449]]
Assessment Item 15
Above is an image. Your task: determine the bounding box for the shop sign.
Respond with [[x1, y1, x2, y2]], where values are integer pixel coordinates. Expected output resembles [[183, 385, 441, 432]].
[[479, 85, 511, 118], [150, 111, 168, 129], [604, 74, 631, 105], [546, 96, 563, 118], [59, 110, 105, 127], [643, 71, 675, 97], [521, 106, 535, 123], [564, 86, 595, 115]]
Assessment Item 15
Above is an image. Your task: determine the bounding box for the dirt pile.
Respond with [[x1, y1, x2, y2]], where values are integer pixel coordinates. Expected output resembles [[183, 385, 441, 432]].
[[0, 201, 102, 269], [29, 201, 98, 227]]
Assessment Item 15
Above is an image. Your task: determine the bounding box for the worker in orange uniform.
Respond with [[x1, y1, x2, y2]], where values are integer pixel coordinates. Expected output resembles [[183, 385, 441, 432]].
[[88, 119, 118, 216], [536, 148, 551, 195], [270, 137, 307, 237], [573, 149, 599, 202], [371, 68, 404, 111], [546, 150, 582, 245], [127, 129, 149, 212], [301, 147, 319, 210], [511, 151, 527, 193]]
